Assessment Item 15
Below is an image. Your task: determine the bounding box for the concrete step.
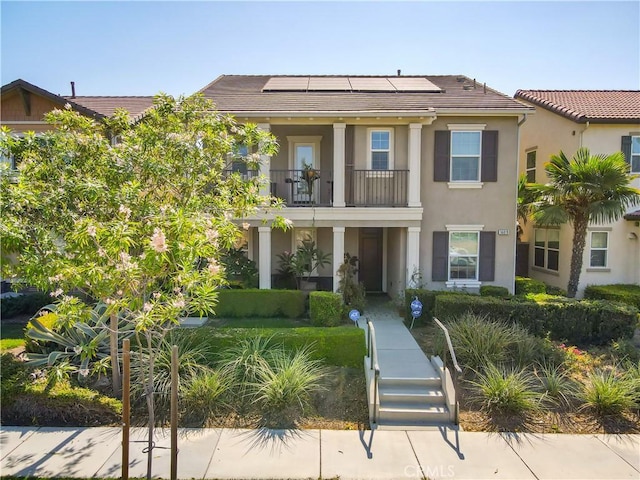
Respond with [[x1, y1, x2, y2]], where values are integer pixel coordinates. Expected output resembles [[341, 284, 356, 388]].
[[379, 376, 442, 389], [378, 384, 446, 405], [378, 402, 450, 424]]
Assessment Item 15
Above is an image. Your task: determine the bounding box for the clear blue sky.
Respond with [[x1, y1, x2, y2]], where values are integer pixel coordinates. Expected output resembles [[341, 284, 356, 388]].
[[2, 1, 639, 98]]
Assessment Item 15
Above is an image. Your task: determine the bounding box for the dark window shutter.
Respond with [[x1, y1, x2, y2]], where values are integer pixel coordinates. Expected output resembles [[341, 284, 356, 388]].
[[432, 231, 449, 281], [621, 136, 632, 165], [434, 131, 450, 182], [481, 131, 498, 182], [478, 231, 496, 281]]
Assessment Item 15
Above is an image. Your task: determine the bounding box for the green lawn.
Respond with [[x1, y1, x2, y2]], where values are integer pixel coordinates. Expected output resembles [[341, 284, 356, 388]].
[[0, 323, 25, 351]]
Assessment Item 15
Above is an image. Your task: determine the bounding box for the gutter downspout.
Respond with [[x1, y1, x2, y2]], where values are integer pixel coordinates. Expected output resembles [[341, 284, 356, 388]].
[[579, 121, 590, 147], [513, 113, 528, 293]]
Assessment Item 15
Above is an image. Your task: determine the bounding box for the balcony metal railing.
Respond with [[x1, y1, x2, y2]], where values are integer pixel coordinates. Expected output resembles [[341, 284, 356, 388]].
[[270, 169, 333, 207], [346, 169, 408, 207], [224, 167, 409, 208]]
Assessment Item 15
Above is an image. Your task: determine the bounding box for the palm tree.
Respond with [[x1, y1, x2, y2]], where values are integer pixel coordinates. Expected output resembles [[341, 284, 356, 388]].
[[517, 173, 537, 241], [529, 148, 640, 298]]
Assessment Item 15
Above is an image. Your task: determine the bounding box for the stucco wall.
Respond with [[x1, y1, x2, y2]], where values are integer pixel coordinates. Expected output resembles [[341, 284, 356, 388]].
[[420, 116, 520, 293]]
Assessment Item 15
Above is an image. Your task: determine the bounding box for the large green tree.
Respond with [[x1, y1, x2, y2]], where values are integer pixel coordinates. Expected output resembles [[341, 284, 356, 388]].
[[528, 148, 640, 298], [0, 94, 287, 478]]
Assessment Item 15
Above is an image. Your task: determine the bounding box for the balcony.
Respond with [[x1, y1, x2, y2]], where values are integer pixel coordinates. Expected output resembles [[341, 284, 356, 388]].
[[225, 168, 410, 207]]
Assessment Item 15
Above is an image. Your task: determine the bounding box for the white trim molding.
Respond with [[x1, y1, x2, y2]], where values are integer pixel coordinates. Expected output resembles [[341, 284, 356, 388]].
[[447, 182, 484, 189], [446, 224, 485, 231], [447, 123, 486, 131]]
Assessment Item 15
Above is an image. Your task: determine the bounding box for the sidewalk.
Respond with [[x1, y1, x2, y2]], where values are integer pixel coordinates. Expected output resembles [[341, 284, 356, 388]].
[[2, 426, 638, 479]]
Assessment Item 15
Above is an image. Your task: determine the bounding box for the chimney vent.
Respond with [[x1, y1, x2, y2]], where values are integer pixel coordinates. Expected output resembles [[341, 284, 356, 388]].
[[70, 81, 76, 98], [397, 69, 401, 76]]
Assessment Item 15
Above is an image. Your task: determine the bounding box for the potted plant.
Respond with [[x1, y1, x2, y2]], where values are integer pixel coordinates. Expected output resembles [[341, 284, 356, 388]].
[[301, 162, 320, 201], [289, 236, 331, 290]]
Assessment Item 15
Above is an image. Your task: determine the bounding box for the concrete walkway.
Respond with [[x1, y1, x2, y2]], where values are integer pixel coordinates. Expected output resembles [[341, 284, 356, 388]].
[[360, 297, 439, 381], [2, 426, 639, 479]]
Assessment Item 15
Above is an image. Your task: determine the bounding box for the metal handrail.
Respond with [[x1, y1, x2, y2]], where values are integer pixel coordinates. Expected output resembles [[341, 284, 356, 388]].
[[433, 317, 462, 425], [367, 320, 381, 424], [433, 317, 462, 374]]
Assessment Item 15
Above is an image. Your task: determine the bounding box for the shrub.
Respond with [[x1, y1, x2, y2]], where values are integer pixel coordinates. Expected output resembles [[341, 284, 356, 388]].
[[0, 292, 53, 319], [439, 313, 540, 371], [181, 369, 230, 423], [480, 286, 510, 298], [1, 354, 121, 426], [579, 368, 637, 415], [467, 363, 542, 414], [610, 338, 640, 363], [584, 284, 640, 310], [434, 293, 638, 345], [24, 312, 59, 353], [515, 276, 546, 295], [309, 291, 343, 327], [212, 289, 306, 318], [217, 335, 274, 399], [252, 346, 326, 413], [535, 362, 578, 408], [337, 253, 366, 314]]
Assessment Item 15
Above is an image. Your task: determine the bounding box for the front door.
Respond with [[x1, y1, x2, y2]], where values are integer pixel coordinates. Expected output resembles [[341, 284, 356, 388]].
[[359, 228, 383, 292]]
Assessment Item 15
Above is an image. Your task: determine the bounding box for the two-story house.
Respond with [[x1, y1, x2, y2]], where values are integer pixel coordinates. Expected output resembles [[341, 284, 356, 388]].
[[515, 90, 640, 296], [202, 75, 534, 295]]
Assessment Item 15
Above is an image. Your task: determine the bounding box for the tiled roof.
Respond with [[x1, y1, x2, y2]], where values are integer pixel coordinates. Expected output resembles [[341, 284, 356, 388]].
[[200, 75, 532, 115], [514, 90, 640, 123], [624, 209, 640, 221], [64, 96, 155, 119]]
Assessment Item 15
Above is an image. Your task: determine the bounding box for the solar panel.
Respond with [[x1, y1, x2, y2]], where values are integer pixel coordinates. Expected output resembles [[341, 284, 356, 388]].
[[349, 77, 395, 91], [308, 77, 352, 91], [262, 76, 443, 93], [263, 77, 309, 91], [388, 77, 442, 92]]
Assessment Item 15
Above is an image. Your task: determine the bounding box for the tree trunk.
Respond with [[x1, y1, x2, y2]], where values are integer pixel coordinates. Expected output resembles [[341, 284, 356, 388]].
[[567, 215, 588, 298], [110, 312, 122, 395]]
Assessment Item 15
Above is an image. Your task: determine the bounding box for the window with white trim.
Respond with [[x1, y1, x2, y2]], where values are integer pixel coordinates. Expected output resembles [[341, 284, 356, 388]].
[[451, 131, 481, 181], [589, 231, 608, 268], [631, 136, 640, 173], [526, 150, 536, 182], [368, 129, 393, 170], [449, 231, 479, 280], [534, 228, 559, 271], [293, 228, 316, 250]]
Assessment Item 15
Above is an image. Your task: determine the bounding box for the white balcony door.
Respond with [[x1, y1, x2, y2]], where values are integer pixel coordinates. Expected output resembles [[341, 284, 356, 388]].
[[288, 136, 322, 204]]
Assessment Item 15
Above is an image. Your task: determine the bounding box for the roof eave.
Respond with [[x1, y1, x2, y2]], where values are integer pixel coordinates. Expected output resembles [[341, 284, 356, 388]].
[[220, 109, 438, 117]]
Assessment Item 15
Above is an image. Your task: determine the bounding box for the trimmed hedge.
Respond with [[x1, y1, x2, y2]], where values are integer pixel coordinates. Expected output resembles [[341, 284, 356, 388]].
[[515, 276, 546, 295], [584, 284, 640, 310], [211, 289, 306, 318], [434, 293, 639, 345], [179, 326, 366, 368], [309, 291, 343, 327], [404, 289, 470, 324], [0, 292, 52, 319], [480, 285, 510, 298]]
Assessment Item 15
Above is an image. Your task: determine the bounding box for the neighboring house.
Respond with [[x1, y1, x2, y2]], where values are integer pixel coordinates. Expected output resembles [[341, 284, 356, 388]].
[[514, 90, 640, 296], [202, 75, 533, 295], [1, 78, 153, 137]]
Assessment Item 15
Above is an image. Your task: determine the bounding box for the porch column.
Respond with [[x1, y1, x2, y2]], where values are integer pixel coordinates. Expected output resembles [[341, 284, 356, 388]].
[[408, 123, 422, 207], [333, 226, 345, 292], [406, 226, 421, 288], [258, 226, 272, 289], [333, 123, 346, 207], [258, 123, 271, 199]]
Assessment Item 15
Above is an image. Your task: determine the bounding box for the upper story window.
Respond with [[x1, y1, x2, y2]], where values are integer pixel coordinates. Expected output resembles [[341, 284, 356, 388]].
[[526, 150, 536, 182], [451, 131, 481, 181], [368, 128, 394, 170], [589, 231, 608, 268], [534, 228, 559, 271], [631, 136, 640, 173]]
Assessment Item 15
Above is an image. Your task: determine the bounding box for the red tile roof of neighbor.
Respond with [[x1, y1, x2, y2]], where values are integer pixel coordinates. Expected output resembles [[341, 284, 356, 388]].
[[625, 209, 640, 221], [64, 96, 155, 119], [200, 75, 533, 114], [514, 90, 640, 123]]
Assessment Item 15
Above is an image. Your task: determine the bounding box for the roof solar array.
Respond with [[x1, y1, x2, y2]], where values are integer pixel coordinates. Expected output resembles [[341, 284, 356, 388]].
[[262, 76, 443, 93]]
